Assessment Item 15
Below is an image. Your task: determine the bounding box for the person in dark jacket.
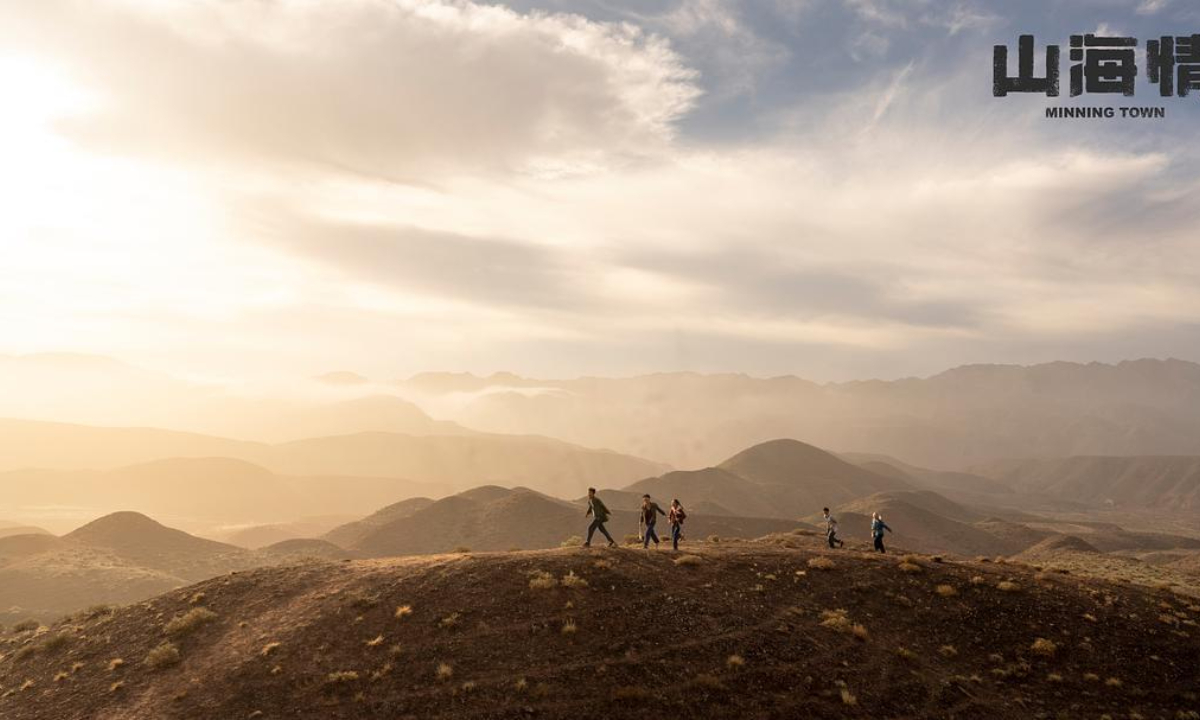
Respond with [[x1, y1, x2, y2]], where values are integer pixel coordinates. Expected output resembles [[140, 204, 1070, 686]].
[[871, 512, 892, 553], [822, 507, 845, 549], [667, 499, 687, 551], [640, 494, 666, 549], [583, 488, 616, 547]]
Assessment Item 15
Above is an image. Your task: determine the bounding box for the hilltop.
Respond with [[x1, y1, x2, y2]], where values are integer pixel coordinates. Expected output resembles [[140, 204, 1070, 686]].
[[1, 539, 1198, 719]]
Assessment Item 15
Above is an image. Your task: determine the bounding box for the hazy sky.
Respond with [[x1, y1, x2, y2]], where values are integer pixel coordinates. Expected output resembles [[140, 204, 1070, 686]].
[[2, 0, 1199, 382]]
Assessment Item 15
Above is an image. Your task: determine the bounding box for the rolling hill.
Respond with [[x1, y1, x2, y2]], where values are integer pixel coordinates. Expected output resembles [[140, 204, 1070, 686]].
[[2, 540, 1199, 719], [974, 455, 1200, 511], [334, 487, 802, 558]]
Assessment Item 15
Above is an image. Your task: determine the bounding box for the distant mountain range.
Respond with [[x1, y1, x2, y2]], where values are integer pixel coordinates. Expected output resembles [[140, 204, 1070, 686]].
[[0, 419, 666, 523], [398, 358, 1200, 468]]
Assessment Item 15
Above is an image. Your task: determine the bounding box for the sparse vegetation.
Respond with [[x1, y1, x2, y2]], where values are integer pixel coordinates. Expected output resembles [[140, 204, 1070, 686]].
[[144, 642, 181, 670], [528, 570, 558, 590], [560, 571, 588, 588], [326, 671, 359, 683], [819, 609, 867, 639], [164, 607, 218, 637]]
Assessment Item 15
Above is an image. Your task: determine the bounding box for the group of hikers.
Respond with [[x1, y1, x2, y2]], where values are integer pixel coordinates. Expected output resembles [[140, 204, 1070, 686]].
[[583, 488, 688, 550], [581, 488, 895, 553], [823, 506, 892, 553]]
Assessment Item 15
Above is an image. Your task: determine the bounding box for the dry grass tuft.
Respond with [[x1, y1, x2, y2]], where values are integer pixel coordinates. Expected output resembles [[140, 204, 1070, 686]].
[[439, 613, 460, 630], [707, 535, 721, 543], [561, 572, 588, 589], [969, 575, 986, 585], [939, 645, 958, 658], [394, 605, 413, 619], [436, 663, 454, 681], [592, 559, 612, 570], [561, 620, 578, 635], [808, 557, 835, 571], [840, 687, 857, 706], [107, 658, 124, 671], [726, 654, 745, 669], [365, 635, 384, 648], [145, 642, 181, 670], [261, 642, 280, 657], [164, 607, 218, 637], [996, 581, 1021, 593], [935, 584, 958, 597], [1047, 673, 1063, 683], [528, 571, 558, 590], [560, 535, 584, 548], [452, 546, 471, 554], [675, 555, 704, 567], [109, 681, 124, 693], [1030, 638, 1057, 657], [896, 647, 917, 661], [327, 671, 359, 683], [1105, 677, 1123, 688], [898, 562, 922, 573], [693, 673, 725, 691]]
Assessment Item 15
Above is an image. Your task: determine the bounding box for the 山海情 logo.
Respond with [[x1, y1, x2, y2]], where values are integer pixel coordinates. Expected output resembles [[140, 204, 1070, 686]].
[[994, 33, 1198, 118]]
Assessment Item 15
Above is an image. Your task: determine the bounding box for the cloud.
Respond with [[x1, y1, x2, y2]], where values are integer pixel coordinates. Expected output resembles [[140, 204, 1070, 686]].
[[5, 0, 700, 181]]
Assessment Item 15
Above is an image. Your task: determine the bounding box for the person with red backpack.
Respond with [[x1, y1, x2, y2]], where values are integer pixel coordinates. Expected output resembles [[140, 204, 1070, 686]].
[[668, 498, 687, 551]]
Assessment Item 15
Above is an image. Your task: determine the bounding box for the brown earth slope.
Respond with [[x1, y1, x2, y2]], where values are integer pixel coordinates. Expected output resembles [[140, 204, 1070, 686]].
[[1, 539, 1198, 719]]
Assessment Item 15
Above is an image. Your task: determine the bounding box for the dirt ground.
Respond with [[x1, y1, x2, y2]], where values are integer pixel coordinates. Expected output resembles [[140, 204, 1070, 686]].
[[2, 535, 1199, 719]]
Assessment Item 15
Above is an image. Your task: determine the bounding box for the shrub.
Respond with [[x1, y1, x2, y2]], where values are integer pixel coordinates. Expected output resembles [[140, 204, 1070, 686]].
[[561, 572, 588, 589], [725, 654, 744, 669], [935, 585, 957, 597], [528, 571, 558, 590], [12, 620, 38, 634], [808, 557, 835, 570], [43, 634, 72, 652], [164, 607, 218, 637], [436, 663, 454, 681], [394, 605, 413, 619], [145, 642, 181, 670], [1030, 638, 1057, 657], [560, 535, 583, 548], [996, 581, 1020, 592], [674, 555, 704, 567]]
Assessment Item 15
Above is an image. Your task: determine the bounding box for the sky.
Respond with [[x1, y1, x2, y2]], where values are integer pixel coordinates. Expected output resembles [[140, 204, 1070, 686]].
[[1, 0, 1199, 383]]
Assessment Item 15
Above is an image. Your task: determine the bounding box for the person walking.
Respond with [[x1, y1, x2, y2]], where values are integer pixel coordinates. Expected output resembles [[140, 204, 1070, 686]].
[[640, 494, 666, 549], [822, 507, 845, 549], [583, 488, 616, 548], [667, 498, 687, 551], [870, 512, 892, 553]]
